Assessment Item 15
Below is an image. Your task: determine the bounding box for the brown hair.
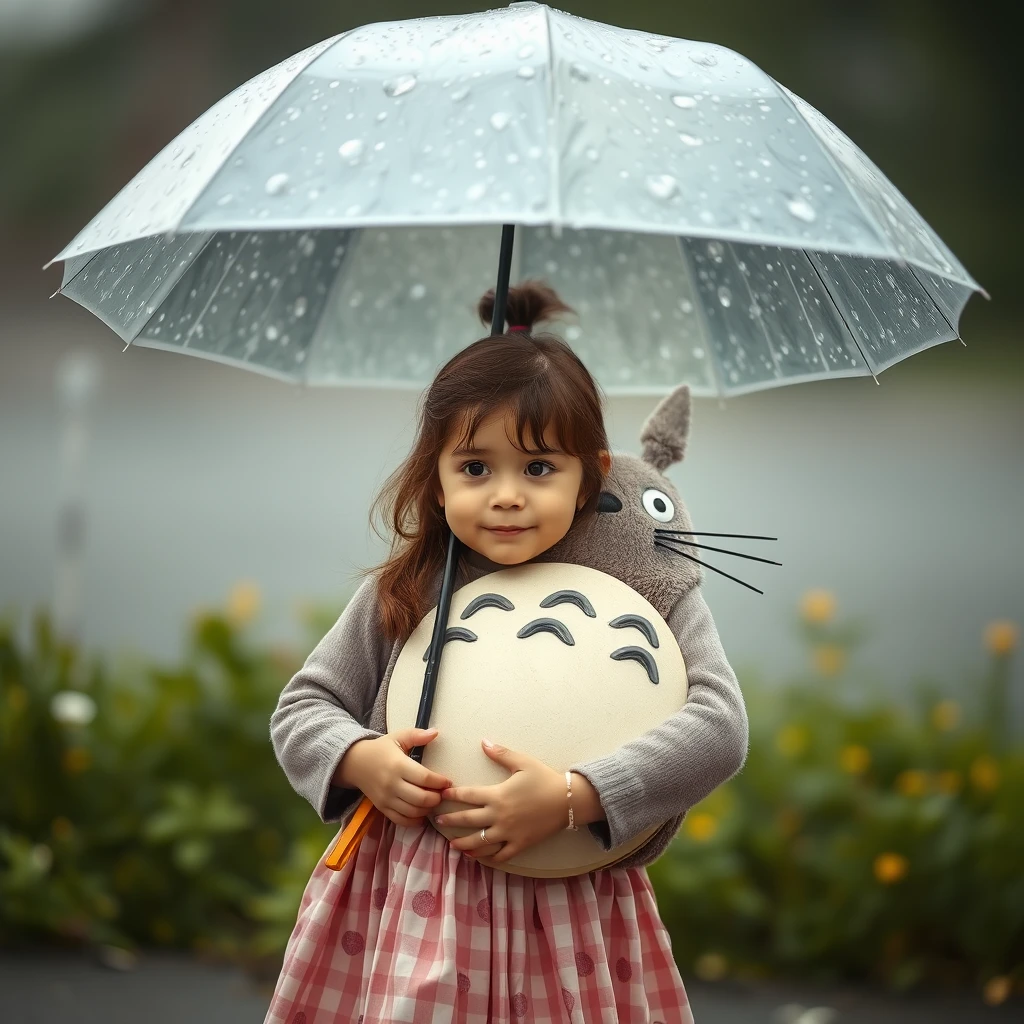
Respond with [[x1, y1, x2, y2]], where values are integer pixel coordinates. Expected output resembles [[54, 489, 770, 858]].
[[370, 280, 607, 641]]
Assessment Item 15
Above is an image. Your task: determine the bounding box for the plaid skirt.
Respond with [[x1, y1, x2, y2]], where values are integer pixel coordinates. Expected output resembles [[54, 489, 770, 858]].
[[264, 812, 693, 1023]]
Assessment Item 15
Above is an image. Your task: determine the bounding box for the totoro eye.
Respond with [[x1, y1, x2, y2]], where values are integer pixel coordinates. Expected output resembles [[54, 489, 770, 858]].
[[641, 488, 675, 523]]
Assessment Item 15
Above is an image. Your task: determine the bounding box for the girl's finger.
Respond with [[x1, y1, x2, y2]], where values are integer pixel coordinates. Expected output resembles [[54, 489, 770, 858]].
[[432, 808, 491, 830], [394, 779, 443, 810], [448, 827, 501, 853], [441, 785, 491, 805], [388, 796, 429, 820]]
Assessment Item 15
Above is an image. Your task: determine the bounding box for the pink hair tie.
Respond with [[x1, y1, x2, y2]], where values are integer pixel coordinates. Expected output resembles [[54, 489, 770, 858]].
[[508, 325, 529, 332]]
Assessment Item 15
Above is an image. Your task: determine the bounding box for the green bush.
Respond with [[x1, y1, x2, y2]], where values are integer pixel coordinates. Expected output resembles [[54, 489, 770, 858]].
[[0, 587, 1020, 1003], [0, 592, 337, 960]]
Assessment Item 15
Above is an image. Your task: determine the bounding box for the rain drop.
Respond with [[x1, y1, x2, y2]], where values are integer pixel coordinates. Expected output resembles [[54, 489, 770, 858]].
[[566, 325, 582, 341], [518, 44, 535, 59], [786, 197, 817, 223], [489, 111, 511, 131], [717, 286, 732, 308], [265, 173, 290, 196], [338, 139, 365, 162], [645, 174, 679, 200], [517, 66, 536, 80], [689, 50, 718, 67], [466, 182, 487, 201], [585, 147, 599, 162], [671, 95, 697, 109], [679, 133, 703, 147], [294, 297, 308, 317], [216, 193, 233, 207], [265, 325, 280, 340], [452, 87, 470, 102], [384, 74, 418, 97], [409, 283, 427, 300], [569, 63, 590, 82], [680, 299, 694, 314]]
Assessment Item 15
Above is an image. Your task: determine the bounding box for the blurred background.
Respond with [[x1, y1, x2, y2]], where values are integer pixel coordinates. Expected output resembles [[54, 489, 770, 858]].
[[1, 0, 1021, 1020]]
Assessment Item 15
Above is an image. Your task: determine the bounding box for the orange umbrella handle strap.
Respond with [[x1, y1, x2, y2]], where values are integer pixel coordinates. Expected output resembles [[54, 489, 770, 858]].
[[325, 796, 377, 871]]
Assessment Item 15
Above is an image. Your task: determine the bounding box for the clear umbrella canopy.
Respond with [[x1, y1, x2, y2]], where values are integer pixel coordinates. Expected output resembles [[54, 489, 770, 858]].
[[52, 2, 984, 396]]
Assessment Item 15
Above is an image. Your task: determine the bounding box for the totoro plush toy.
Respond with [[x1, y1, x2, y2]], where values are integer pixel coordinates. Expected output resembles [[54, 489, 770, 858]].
[[387, 383, 775, 876]]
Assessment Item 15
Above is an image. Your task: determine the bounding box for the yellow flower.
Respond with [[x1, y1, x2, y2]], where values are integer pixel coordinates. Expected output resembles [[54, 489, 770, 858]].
[[935, 770, 962, 795], [983, 975, 1013, 1006], [51, 817, 75, 842], [62, 747, 92, 774], [226, 580, 261, 626], [812, 644, 846, 676], [896, 770, 928, 797], [800, 589, 836, 624], [776, 723, 809, 758], [685, 812, 718, 842], [694, 952, 728, 981], [984, 621, 1017, 656], [970, 755, 1000, 792], [7, 685, 28, 712], [874, 852, 908, 884], [931, 700, 961, 732], [839, 744, 871, 775]]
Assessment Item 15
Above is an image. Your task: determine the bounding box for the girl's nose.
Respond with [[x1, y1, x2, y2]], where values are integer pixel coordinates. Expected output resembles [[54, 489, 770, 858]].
[[490, 477, 525, 508]]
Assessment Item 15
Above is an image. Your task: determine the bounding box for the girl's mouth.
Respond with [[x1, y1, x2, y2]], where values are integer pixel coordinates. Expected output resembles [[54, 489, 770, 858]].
[[486, 526, 530, 535]]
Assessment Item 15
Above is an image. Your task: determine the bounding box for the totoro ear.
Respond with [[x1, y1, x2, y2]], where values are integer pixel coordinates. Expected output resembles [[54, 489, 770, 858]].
[[640, 384, 691, 472]]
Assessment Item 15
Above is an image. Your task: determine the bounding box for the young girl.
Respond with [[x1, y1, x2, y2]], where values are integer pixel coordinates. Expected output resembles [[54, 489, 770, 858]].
[[265, 282, 748, 1024]]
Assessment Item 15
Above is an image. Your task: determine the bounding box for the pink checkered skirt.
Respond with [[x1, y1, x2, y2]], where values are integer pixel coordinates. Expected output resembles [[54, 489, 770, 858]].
[[264, 812, 693, 1023]]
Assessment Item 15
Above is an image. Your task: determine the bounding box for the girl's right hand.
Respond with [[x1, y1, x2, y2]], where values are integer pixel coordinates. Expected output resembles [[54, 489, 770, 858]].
[[340, 727, 452, 828]]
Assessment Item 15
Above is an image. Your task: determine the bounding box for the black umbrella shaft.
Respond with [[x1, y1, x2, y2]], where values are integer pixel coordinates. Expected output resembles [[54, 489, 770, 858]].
[[409, 223, 516, 763]]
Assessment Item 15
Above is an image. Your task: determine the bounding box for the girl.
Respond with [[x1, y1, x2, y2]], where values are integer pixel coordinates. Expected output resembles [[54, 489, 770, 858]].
[[265, 282, 747, 1024]]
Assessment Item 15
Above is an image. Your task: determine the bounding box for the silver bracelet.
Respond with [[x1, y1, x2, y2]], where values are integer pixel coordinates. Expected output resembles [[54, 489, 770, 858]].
[[565, 770, 579, 831]]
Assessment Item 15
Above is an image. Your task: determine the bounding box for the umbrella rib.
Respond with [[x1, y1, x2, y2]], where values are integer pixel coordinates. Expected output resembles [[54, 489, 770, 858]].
[[543, 5, 561, 228], [55, 250, 101, 298], [675, 236, 728, 401], [803, 250, 880, 384], [182, 234, 251, 348], [905, 262, 965, 346], [303, 229, 356, 385]]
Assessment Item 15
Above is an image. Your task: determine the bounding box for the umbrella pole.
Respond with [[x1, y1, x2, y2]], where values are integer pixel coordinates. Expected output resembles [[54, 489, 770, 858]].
[[326, 223, 517, 871]]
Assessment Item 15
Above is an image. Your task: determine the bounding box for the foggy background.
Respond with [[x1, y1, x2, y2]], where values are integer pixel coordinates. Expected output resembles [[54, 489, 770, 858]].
[[1, 0, 1021, 703]]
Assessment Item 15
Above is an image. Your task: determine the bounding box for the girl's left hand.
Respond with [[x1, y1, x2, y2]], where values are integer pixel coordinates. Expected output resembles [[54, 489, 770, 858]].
[[435, 740, 568, 864]]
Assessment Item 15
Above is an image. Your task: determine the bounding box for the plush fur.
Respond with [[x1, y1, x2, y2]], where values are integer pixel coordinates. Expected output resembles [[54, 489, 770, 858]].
[[538, 384, 703, 620]]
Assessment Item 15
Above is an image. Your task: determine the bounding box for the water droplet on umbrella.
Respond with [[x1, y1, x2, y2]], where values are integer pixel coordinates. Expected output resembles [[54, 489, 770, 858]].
[[329, 80, 340, 89], [265, 173, 290, 195], [707, 241, 724, 262], [517, 66, 536, 79], [490, 111, 511, 131], [585, 147, 599, 162], [645, 174, 678, 200], [265, 325, 280, 340], [384, 74, 417, 97], [338, 139, 364, 162], [291, 297, 308, 318], [693, 346, 705, 358], [717, 286, 732, 307], [680, 299, 694, 314], [452, 86, 470, 101], [679, 133, 703, 146], [671, 94, 697, 109], [786, 197, 817, 223], [466, 182, 487, 201], [216, 193, 233, 207], [569, 63, 590, 82], [409, 283, 427, 300], [286, 107, 301, 121], [689, 50, 718, 67], [376, 111, 388, 122], [518, 44, 535, 59]]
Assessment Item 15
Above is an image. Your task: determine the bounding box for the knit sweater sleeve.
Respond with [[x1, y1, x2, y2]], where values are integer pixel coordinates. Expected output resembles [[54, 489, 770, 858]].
[[569, 584, 748, 851], [270, 576, 390, 824]]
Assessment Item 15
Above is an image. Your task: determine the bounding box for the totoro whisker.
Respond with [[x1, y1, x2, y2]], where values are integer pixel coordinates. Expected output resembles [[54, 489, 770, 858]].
[[655, 529, 778, 542], [654, 534, 782, 567], [655, 540, 764, 595]]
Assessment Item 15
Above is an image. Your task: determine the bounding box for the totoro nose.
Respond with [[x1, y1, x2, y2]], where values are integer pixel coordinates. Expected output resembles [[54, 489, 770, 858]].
[[597, 492, 623, 514]]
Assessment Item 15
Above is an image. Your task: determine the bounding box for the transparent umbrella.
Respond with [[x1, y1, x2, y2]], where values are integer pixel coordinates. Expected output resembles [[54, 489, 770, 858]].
[[50, 2, 983, 397], [48, 2, 985, 871]]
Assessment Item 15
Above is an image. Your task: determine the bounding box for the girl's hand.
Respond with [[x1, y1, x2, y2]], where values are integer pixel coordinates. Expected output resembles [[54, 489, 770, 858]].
[[435, 740, 568, 864], [339, 727, 452, 828]]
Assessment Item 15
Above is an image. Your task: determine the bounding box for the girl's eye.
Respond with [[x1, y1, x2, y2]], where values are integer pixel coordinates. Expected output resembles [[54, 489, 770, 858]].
[[526, 461, 554, 477], [463, 461, 488, 477]]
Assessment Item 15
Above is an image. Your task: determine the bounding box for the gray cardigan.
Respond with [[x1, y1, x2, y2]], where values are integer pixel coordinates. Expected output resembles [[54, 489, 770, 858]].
[[270, 557, 748, 872]]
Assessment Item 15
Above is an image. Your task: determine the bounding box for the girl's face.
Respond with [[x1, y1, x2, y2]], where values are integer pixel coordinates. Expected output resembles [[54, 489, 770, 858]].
[[437, 407, 595, 565]]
